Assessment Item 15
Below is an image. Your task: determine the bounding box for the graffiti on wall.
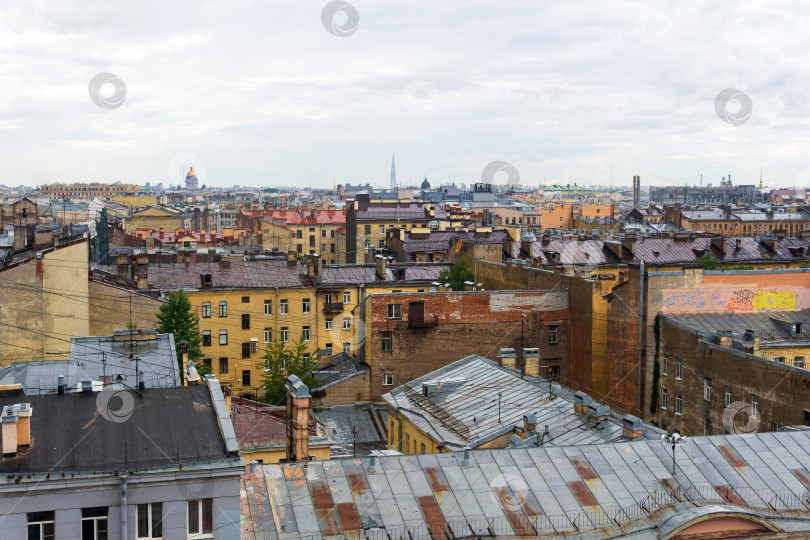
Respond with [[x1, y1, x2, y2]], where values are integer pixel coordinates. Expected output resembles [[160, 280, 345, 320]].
[[654, 286, 807, 314]]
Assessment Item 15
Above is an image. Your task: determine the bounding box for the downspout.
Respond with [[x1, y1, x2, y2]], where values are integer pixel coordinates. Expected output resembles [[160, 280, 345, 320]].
[[120, 473, 128, 538], [636, 259, 645, 414]]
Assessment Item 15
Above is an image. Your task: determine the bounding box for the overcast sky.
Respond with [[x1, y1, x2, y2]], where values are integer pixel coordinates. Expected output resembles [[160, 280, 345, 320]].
[[1, 0, 809, 190]]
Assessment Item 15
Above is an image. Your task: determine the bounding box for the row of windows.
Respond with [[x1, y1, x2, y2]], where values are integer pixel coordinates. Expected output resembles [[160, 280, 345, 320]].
[[202, 319, 352, 347], [201, 294, 352, 318], [27, 499, 213, 540]]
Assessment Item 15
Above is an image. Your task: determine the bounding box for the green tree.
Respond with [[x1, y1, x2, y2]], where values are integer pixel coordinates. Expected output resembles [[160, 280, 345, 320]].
[[258, 336, 319, 405], [155, 290, 208, 377], [700, 252, 720, 271], [437, 258, 475, 291]]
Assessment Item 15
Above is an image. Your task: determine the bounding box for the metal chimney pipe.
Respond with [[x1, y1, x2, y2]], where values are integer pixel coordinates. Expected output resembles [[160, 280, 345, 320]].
[[57, 375, 65, 395], [137, 372, 145, 391], [249, 460, 258, 474]]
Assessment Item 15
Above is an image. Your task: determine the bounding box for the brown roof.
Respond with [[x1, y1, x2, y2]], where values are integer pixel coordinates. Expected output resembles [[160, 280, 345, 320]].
[[230, 397, 318, 450]]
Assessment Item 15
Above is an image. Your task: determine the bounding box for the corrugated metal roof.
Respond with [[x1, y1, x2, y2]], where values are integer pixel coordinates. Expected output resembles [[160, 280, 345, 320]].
[[310, 403, 388, 457], [318, 263, 451, 285], [242, 430, 810, 538], [663, 310, 810, 344]]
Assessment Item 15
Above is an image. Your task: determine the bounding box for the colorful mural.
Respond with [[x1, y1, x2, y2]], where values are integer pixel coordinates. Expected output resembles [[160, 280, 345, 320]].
[[654, 286, 808, 314]]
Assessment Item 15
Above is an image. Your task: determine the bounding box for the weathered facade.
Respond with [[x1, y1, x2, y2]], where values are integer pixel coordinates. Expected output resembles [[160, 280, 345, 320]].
[[362, 289, 568, 400]]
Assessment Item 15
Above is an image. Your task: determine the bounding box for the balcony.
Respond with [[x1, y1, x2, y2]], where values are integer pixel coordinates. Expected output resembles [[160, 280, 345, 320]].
[[323, 302, 344, 313], [408, 314, 438, 328]]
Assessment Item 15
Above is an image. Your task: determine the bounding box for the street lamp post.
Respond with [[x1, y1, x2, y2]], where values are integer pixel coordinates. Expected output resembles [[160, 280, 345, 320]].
[[661, 433, 686, 475]]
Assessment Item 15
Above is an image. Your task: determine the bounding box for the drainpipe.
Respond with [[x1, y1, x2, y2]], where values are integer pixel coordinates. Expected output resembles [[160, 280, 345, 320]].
[[120, 473, 128, 538], [636, 259, 645, 414]]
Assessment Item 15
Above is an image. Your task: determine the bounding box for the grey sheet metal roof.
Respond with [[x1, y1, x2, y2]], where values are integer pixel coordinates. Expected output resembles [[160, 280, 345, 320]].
[[318, 263, 451, 286], [241, 430, 810, 539], [310, 403, 388, 457], [0, 330, 180, 394], [383, 355, 663, 452], [663, 310, 810, 344]]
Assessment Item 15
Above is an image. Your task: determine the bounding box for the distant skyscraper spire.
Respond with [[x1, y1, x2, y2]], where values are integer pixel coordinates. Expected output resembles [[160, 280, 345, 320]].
[[759, 164, 763, 190], [390, 154, 397, 190]]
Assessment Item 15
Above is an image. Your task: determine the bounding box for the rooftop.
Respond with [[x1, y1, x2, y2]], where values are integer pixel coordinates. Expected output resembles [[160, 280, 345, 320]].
[[241, 430, 810, 538], [0, 330, 180, 394], [663, 310, 810, 347], [383, 355, 663, 451], [0, 381, 237, 474], [230, 397, 330, 452], [318, 263, 451, 286]]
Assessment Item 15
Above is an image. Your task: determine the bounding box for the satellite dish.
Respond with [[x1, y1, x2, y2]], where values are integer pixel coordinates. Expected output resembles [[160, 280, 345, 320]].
[[741, 332, 756, 349]]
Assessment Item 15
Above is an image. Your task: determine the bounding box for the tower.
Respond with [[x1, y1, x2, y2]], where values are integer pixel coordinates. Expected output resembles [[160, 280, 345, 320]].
[[390, 154, 396, 190], [759, 165, 763, 191], [632, 175, 640, 209]]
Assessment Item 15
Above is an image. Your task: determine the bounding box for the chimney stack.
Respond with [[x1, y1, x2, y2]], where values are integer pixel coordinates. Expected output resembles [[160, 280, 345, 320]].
[[58, 375, 65, 394], [717, 329, 733, 348], [622, 415, 644, 440], [375, 254, 387, 280], [137, 372, 145, 391], [523, 413, 537, 434], [1, 406, 18, 455], [286, 375, 311, 462], [498, 348, 517, 370], [573, 392, 592, 415], [312, 253, 322, 276], [15, 403, 31, 446], [522, 348, 540, 377]]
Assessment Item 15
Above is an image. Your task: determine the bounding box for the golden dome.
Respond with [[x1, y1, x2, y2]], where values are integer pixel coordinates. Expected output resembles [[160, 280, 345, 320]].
[[186, 167, 197, 177]]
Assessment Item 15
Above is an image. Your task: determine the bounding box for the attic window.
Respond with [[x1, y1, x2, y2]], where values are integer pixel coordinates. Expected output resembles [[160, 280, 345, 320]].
[[653, 251, 660, 257]]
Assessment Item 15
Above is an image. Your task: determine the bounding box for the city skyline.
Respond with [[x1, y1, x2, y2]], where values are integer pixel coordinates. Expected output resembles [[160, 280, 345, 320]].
[[2, 1, 810, 189]]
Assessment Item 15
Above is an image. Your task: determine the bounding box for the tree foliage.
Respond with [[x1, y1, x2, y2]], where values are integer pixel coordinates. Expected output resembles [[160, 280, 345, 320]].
[[437, 258, 475, 291], [258, 336, 320, 405], [700, 252, 720, 271], [155, 290, 208, 377]]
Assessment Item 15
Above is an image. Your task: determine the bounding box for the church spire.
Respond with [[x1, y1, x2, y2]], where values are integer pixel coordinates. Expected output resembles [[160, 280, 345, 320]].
[[390, 154, 396, 190]]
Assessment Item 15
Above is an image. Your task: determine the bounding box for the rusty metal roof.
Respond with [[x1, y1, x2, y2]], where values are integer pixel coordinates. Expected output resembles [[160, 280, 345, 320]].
[[241, 429, 810, 538]]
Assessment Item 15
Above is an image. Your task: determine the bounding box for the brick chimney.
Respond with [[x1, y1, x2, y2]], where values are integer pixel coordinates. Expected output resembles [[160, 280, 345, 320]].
[[717, 329, 733, 348], [286, 375, 311, 461], [573, 392, 592, 415], [375, 254, 387, 280], [1, 406, 18, 455], [498, 348, 516, 370], [522, 348, 540, 377], [15, 403, 31, 446], [622, 415, 644, 440]]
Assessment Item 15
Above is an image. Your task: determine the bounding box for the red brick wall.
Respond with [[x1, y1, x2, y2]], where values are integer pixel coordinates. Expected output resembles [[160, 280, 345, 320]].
[[367, 290, 568, 400]]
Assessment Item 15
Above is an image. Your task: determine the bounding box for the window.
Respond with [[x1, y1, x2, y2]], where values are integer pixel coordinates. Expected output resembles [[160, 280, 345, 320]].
[[137, 503, 163, 539], [661, 388, 668, 410], [420, 443, 426, 454], [704, 378, 711, 402], [302, 326, 310, 342], [296, 244, 302, 253], [321, 243, 326, 252], [343, 342, 351, 353], [264, 300, 272, 315], [202, 358, 212, 370], [325, 318, 333, 331], [280, 327, 289, 342], [324, 293, 333, 303], [675, 394, 682, 415], [775, 355, 786, 363], [405, 433, 409, 453], [280, 300, 288, 315], [378, 240, 385, 248], [549, 325, 559, 345], [241, 296, 250, 303], [675, 358, 682, 380], [219, 330, 227, 345], [264, 328, 272, 343], [219, 358, 228, 374], [364, 225, 371, 235], [27, 511, 55, 540], [81, 507, 108, 540], [331, 244, 336, 253], [202, 330, 211, 347], [241, 371, 251, 387], [188, 499, 213, 537], [343, 317, 351, 330], [704, 417, 712, 435], [242, 314, 250, 330], [296, 230, 302, 239], [662, 356, 668, 376], [804, 410, 810, 427], [725, 386, 732, 407], [302, 298, 311, 314], [242, 343, 251, 358], [201, 302, 211, 318], [387, 304, 401, 319], [796, 357, 805, 369], [389, 422, 394, 446], [379, 225, 385, 234], [383, 373, 394, 386], [382, 332, 393, 352], [343, 292, 351, 304], [218, 301, 227, 317], [752, 394, 759, 418]]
